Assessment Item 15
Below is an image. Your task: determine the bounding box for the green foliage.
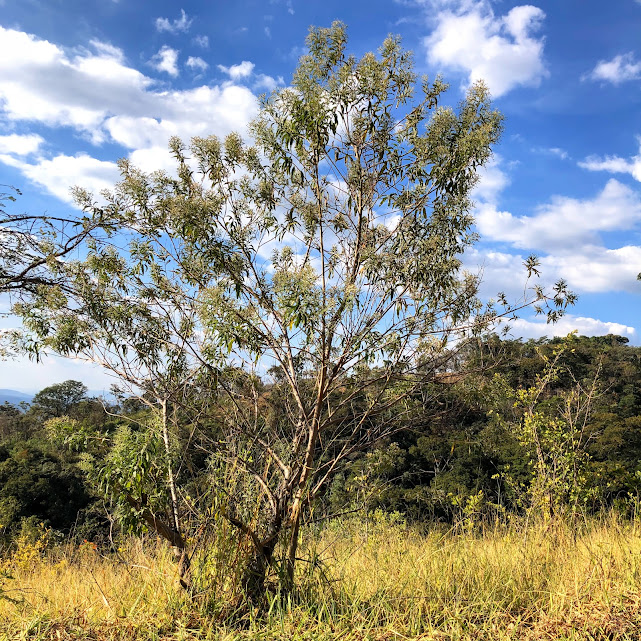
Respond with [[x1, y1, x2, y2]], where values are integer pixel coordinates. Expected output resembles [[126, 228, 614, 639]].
[[32, 380, 88, 419], [329, 334, 641, 524], [98, 423, 169, 534], [1, 332, 641, 582], [0, 440, 94, 545]]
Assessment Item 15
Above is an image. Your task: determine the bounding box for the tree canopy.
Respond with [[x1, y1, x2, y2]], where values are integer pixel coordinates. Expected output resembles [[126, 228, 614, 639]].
[[31, 380, 88, 419]]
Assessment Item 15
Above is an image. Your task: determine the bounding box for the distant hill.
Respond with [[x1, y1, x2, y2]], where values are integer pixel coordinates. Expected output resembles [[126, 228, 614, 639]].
[[0, 389, 34, 406]]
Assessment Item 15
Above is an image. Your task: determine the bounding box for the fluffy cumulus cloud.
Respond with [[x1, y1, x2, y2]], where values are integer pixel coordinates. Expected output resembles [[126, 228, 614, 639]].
[[0, 134, 44, 156], [501, 315, 636, 341], [254, 73, 285, 92], [579, 139, 641, 183], [186, 56, 208, 72], [0, 29, 151, 135], [466, 244, 639, 300], [218, 60, 255, 80], [151, 46, 179, 77], [585, 52, 641, 85], [475, 179, 641, 251], [155, 9, 192, 34], [471, 244, 641, 297], [424, 1, 548, 97], [0, 26, 259, 201], [543, 245, 641, 294], [464, 245, 640, 341], [472, 154, 510, 202], [467, 155, 641, 301], [0, 153, 120, 203]]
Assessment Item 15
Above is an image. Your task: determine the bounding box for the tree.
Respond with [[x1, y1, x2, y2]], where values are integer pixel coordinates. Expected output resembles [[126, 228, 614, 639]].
[[31, 380, 88, 419], [0, 440, 94, 545], [487, 336, 602, 517], [12, 23, 573, 598]]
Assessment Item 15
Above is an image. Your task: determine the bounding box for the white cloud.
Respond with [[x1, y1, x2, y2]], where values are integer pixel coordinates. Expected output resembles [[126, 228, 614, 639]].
[[0, 27, 151, 134], [0, 26, 259, 202], [218, 60, 255, 80], [472, 154, 510, 202], [0, 153, 120, 203], [501, 315, 636, 342], [193, 35, 209, 49], [128, 146, 181, 175], [475, 179, 641, 251], [579, 139, 641, 183], [547, 147, 568, 160], [465, 247, 525, 298], [531, 146, 569, 160], [155, 9, 192, 34], [151, 46, 179, 77], [468, 242, 641, 298], [270, 0, 295, 14], [585, 52, 641, 85], [425, 2, 548, 97], [464, 249, 638, 337], [543, 245, 641, 294], [468, 166, 641, 301], [0, 134, 44, 156], [88, 39, 125, 63], [186, 56, 209, 72], [254, 73, 285, 92], [100, 84, 257, 154]]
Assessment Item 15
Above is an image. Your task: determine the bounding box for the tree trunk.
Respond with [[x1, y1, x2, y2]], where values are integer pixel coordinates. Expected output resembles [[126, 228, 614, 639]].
[[175, 545, 192, 591], [285, 503, 302, 590], [160, 398, 191, 591], [241, 538, 277, 601]]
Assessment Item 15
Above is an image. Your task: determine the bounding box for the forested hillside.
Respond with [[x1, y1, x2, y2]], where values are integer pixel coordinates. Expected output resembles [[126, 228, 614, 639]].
[[2, 333, 639, 552]]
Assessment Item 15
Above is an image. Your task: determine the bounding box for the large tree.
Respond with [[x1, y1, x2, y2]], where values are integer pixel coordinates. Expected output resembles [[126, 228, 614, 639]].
[[12, 23, 573, 598], [31, 380, 88, 419]]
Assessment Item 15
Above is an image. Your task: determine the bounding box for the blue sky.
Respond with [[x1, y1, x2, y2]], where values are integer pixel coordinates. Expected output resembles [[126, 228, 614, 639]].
[[0, 0, 640, 392]]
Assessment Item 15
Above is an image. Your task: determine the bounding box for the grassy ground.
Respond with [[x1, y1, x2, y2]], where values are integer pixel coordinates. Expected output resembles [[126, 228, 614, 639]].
[[2, 514, 641, 640]]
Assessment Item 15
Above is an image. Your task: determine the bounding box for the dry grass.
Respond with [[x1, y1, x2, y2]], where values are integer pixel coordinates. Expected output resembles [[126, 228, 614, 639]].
[[2, 513, 641, 639]]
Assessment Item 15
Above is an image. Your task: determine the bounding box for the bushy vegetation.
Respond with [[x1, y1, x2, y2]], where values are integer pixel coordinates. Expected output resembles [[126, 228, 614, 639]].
[[2, 333, 640, 556], [334, 333, 641, 523]]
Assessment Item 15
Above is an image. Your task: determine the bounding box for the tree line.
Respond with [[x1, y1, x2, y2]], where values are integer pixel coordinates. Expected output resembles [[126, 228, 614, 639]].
[[2, 334, 640, 582]]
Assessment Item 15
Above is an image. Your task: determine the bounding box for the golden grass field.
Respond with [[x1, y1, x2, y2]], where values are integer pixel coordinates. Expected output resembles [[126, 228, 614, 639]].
[[2, 514, 641, 640]]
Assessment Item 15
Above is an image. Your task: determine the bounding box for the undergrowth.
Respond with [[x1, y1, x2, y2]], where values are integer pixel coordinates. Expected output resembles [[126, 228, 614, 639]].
[[2, 513, 641, 640]]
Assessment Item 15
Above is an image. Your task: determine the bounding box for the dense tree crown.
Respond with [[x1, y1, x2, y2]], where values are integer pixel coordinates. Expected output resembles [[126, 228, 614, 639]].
[[6, 24, 574, 596], [31, 380, 88, 419]]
